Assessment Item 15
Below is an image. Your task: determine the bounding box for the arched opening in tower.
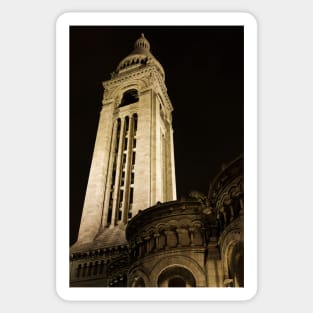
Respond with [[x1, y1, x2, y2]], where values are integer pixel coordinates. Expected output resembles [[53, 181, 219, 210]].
[[157, 266, 196, 287], [168, 277, 186, 287], [120, 89, 139, 107]]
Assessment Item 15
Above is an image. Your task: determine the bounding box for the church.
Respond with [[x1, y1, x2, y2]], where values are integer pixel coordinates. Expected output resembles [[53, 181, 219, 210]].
[[70, 33, 244, 287]]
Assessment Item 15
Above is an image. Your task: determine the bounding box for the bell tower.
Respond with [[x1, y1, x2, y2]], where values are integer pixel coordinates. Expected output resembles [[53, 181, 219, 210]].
[[73, 34, 176, 248]]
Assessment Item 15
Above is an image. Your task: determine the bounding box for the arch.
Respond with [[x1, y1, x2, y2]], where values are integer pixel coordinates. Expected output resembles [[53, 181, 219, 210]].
[[107, 79, 151, 104], [228, 241, 244, 287], [190, 220, 202, 228], [155, 222, 168, 232], [167, 219, 179, 228], [150, 255, 206, 287], [220, 233, 243, 287], [157, 266, 196, 287], [120, 89, 139, 107], [134, 277, 145, 287], [177, 218, 192, 228], [145, 225, 157, 235], [128, 269, 150, 287]]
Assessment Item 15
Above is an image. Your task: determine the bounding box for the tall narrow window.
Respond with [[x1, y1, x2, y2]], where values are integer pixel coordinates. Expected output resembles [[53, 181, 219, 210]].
[[115, 119, 121, 152], [109, 192, 113, 215], [132, 152, 136, 165], [133, 113, 138, 134], [121, 171, 125, 186], [128, 187, 134, 219], [127, 169, 134, 220], [129, 187, 134, 204], [125, 116, 129, 132], [118, 189, 124, 221], [111, 170, 116, 188], [117, 189, 124, 221], [119, 190, 124, 206], [107, 207, 112, 224]]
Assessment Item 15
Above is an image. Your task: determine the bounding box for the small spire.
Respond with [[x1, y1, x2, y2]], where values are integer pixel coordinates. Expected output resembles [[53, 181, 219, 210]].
[[134, 33, 150, 51]]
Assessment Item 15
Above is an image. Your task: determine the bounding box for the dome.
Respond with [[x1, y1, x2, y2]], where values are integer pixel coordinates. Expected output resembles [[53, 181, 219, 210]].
[[115, 33, 165, 79]]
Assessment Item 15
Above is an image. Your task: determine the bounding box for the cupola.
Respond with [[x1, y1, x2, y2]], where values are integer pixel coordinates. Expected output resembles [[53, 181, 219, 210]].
[[115, 34, 165, 79]]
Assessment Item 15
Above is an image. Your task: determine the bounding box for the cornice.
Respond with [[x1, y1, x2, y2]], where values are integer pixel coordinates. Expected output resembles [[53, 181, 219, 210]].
[[102, 65, 173, 112], [70, 244, 129, 261]]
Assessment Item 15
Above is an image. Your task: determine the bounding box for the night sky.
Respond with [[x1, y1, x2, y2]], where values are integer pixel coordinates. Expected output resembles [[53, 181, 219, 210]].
[[70, 26, 244, 245]]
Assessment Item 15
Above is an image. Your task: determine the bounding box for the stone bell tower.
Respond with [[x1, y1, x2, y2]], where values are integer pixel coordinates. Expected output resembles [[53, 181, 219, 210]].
[[73, 34, 176, 250]]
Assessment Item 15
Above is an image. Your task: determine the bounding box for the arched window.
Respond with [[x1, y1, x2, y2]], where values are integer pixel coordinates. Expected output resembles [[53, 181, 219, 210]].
[[228, 241, 244, 287], [120, 89, 139, 107], [168, 277, 186, 287], [157, 266, 196, 287]]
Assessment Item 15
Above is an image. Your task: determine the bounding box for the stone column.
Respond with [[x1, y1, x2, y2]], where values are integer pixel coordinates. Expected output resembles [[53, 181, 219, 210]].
[[169, 126, 177, 200], [164, 230, 171, 249], [144, 235, 151, 254], [101, 120, 118, 227], [176, 228, 185, 247], [189, 227, 195, 246], [153, 233, 160, 251], [137, 238, 144, 257]]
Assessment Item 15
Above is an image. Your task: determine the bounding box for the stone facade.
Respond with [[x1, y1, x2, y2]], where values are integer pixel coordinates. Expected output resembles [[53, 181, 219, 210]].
[[70, 156, 243, 287], [71, 34, 176, 251], [124, 156, 243, 287], [70, 34, 243, 287]]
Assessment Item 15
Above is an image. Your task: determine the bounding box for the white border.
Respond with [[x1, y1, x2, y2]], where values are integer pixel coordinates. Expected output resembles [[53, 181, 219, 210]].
[[56, 12, 257, 301]]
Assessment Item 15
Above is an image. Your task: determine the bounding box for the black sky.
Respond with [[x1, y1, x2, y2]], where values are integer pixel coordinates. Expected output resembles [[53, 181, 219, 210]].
[[70, 26, 244, 245]]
